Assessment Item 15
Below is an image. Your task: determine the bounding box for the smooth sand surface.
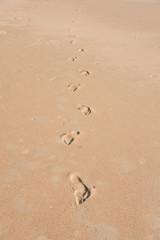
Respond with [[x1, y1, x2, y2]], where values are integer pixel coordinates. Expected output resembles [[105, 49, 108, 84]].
[[0, 0, 160, 239]]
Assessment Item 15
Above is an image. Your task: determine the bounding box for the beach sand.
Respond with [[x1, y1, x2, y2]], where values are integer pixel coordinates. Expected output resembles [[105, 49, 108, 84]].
[[0, 0, 160, 239]]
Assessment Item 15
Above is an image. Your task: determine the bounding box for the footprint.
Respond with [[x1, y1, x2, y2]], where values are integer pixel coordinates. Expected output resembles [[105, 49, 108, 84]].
[[68, 83, 80, 92], [77, 104, 91, 115], [60, 131, 80, 145], [69, 34, 77, 39], [67, 33, 77, 44], [79, 70, 90, 76], [69, 173, 96, 205], [67, 57, 77, 62], [76, 48, 86, 52], [68, 40, 74, 44], [15, 16, 22, 21]]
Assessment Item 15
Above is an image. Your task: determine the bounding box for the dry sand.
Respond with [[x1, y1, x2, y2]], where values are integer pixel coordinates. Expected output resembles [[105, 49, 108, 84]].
[[0, 0, 160, 239]]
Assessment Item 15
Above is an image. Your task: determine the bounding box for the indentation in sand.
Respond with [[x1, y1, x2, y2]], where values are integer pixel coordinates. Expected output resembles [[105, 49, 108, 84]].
[[67, 57, 77, 62], [76, 48, 86, 52], [80, 70, 90, 76], [60, 131, 80, 145], [68, 83, 80, 92], [77, 104, 91, 115], [69, 173, 96, 205]]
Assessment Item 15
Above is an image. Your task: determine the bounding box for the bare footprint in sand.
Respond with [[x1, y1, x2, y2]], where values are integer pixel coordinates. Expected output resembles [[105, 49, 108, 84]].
[[60, 131, 80, 145], [67, 57, 77, 62], [68, 84, 80, 92], [79, 70, 90, 76], [77, 104, 91, 115], [69, 173, 96, 205], [76, 48, 86, 52]]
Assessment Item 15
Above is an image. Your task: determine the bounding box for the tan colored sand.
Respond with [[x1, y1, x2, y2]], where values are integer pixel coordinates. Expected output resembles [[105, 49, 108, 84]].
[[0, 0, 160, 239]]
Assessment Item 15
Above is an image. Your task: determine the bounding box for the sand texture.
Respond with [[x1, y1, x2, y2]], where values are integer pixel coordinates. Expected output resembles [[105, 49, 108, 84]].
[[0, 0, 160, 239]]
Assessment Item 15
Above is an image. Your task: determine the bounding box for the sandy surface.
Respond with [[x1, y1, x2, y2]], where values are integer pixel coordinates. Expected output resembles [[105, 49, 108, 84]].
[[0, 0, 160, 239]]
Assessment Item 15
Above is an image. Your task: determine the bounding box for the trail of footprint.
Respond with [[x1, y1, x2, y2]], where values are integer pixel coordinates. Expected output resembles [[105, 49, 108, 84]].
[[69, 173, 96, 205], [67, 33, 77, 44], [77, 104, 91, 115], [68, 83, 80, 92], [60, 131, 80, 145]]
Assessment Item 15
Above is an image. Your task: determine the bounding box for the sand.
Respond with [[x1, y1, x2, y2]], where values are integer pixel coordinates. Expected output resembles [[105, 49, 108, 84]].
[[0, 0, 160, 239]]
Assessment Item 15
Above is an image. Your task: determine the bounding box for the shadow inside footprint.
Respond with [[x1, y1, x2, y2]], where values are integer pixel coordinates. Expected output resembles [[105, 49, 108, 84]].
[[68, 84, 80, 92], [69, 173, 96, 205], [61, 133, 74, 145], [77, 48, 86, 52], [80, 70, 90, 76], [78, 105, 91, 115], [60, 131, 80, 145], [67, 57, 77, 62]]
